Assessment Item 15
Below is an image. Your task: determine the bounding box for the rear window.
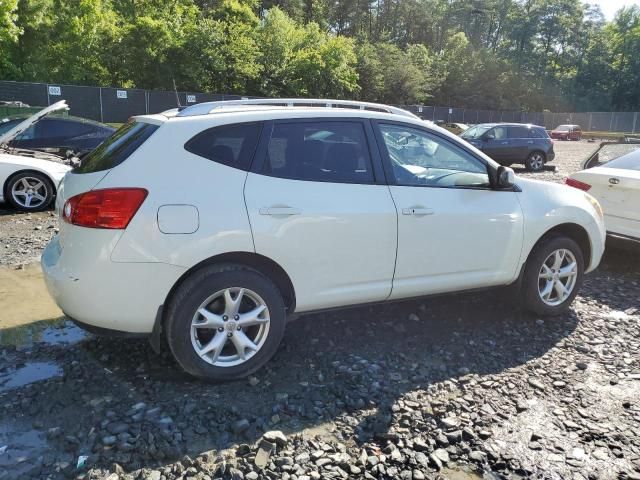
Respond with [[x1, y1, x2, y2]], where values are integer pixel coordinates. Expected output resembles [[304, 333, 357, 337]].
[[184, 122, 262, 171], [75, 121, 158, 173]]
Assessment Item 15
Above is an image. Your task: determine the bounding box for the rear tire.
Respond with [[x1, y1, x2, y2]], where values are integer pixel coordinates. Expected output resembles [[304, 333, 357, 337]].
[[525, 151, 546, 172], [165, 264, 287, 381], [521, 235, 584, 316], [5, 171, 54, 212]]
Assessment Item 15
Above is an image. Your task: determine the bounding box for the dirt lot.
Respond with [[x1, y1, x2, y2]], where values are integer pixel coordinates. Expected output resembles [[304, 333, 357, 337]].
[[0, 140, 639, 480]]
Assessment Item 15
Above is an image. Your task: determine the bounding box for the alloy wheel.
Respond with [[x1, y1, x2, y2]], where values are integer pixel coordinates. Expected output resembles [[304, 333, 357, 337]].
[[529, 153, 545, 171], [11, 177, 48, 209], [537, 249, 578, 306], [190, 287, 270, 367]]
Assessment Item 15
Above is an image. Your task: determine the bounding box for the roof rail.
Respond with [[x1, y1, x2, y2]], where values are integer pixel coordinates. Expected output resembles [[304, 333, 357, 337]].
[[175, 98, 420, 119]]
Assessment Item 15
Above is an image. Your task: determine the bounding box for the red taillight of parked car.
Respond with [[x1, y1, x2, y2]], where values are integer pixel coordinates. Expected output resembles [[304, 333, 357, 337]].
[[63, 188, 148, 229], [565, 178, 591, 191]]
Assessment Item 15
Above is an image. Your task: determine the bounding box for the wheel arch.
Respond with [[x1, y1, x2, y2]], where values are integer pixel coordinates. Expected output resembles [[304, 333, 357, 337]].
[[2, 168, 58, 200], [527, 222, 592, 271], [164, 251, 297, 315]]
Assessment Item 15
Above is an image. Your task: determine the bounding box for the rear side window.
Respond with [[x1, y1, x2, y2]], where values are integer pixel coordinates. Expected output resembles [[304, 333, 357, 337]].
[[508, 126, 529, 138], [185, 122, 262, 171], [263, 121, 374, 184], [75, 121, 158, 173]]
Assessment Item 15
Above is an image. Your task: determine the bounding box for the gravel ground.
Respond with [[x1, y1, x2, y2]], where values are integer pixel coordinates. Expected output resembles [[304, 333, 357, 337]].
[[1, 140, 639, 480]]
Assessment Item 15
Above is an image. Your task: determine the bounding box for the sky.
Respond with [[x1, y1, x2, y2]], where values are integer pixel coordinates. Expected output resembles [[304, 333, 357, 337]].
[[591, 0, 640, 20]]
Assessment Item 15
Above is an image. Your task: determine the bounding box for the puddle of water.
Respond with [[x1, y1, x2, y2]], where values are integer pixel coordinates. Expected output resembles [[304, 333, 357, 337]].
[[0, 264, 62, 328], [0, 361, 62, 392], [0, 421, 48, 477], [0, 317, 86, 347]]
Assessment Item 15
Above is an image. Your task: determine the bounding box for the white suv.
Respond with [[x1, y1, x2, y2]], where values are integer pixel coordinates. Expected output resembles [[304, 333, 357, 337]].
[[42, 99, 606, 380]]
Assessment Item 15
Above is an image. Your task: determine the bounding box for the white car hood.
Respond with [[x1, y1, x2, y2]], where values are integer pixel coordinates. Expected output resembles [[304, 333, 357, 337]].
[[0, 151, 70, 174], [0, 100, 69, 145]]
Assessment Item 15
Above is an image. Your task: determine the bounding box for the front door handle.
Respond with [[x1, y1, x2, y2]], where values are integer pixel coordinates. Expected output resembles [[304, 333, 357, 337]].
[[402, 206, 434, 216], [500, 141, 509, 145], [259, 206, 301, 216]]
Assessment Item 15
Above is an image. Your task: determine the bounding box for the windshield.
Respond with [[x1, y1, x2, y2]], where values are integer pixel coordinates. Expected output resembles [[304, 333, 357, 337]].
[[606, 151, 640, 171], [461, 125, 492, 139], [556, 125, 571, 131], [74, 121, 158, 173]]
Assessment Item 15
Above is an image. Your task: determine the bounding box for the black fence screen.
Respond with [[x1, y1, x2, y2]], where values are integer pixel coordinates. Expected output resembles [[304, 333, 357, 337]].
[[1, 80, 638, 132]]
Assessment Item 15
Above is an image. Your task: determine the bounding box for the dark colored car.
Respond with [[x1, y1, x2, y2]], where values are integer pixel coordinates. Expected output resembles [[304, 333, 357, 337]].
[[0, 115, 115, 158], [550, 124, 582, 141], [460, 123, 555, 172]]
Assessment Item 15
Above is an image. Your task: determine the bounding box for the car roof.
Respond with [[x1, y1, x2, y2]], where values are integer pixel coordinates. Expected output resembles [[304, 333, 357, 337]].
[[1, 114, 113, 129], [472, 122, 544, 128]]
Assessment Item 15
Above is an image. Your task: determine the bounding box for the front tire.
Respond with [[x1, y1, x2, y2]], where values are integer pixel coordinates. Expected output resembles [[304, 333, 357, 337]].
[[165, 264, 286, 381], [525, 151, 546, 172], [5, 172, 54, 212], [521, 235, 584, 316]]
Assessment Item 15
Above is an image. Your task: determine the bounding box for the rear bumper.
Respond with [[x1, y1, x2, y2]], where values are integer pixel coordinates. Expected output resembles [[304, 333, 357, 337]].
[[41, 235, 186, 334]]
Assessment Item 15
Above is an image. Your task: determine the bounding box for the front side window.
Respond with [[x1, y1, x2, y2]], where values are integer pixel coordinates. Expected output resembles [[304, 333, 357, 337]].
[[379, 124, 490, 188], [263, 121, 374, 184], [461, 125, 491, 139], [489, 126, 508, 140], [185, 122, 262, 171]]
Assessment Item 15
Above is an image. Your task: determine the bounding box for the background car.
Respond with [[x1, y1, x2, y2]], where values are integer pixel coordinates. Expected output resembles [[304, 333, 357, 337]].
[[550, 124, 582, 141], [0, 114, 115, 158], [0, 101, 72, 211], [567, 143, 640, 248], [461, 123, 555, 172], [443, 122, 470, 135]]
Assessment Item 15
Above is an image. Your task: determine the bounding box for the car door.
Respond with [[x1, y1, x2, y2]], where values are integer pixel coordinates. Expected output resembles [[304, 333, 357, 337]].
[[373, 121, 524, 299], [481, 126, 509, 163], [507, 126, 530, 161], [244, 119, 398, 312]]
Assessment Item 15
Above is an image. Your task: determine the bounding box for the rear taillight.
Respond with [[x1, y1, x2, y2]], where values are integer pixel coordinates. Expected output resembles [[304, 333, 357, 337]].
[[63, 188, 148, 229], [565, 178, 591, 191]]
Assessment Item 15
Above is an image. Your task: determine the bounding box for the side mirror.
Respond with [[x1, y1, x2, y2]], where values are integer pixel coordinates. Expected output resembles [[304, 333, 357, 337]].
[[482, 132, 495, 141], [497, 166, 515, 188]]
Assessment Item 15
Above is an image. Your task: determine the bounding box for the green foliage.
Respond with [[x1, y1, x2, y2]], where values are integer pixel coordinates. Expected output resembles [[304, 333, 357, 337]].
[[0, 0, 638, 111]]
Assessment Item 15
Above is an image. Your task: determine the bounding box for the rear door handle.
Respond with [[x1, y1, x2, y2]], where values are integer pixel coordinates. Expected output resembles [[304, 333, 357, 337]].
[[402, 206, 434, 216], [527, 140, 534, 144], [259, 206, 301, 216], [500, 141, 509, 145]]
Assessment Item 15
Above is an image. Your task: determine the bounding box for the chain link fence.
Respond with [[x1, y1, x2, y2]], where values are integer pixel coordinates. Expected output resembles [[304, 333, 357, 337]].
[[1, 80, 638, 132]]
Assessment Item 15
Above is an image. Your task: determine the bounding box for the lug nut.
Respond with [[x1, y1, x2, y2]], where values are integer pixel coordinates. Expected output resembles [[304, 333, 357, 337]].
[[237, 326, 242, 331], [218, 327, 224, 332], [227, 332, 233, 337], [223, 315, 228, 321], [234, 315, 239, 320]]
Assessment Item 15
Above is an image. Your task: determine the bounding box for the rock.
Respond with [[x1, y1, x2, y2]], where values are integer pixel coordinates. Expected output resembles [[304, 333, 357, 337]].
[[469, 451, 486, 463], [429, 452, 442, 470], [413, 470, 425, 480], [102, 435, 117, 446], [144, 471, 161, 480], [254, 440, 275, 469], [262, 430, 287, 447], [433, 448, 449, 464], [527, 378, 545, 390], [233, 419, 250, 434]]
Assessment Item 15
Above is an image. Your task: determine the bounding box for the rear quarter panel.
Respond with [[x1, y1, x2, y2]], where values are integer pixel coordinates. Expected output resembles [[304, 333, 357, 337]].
[[105, 118, 255, 267]]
